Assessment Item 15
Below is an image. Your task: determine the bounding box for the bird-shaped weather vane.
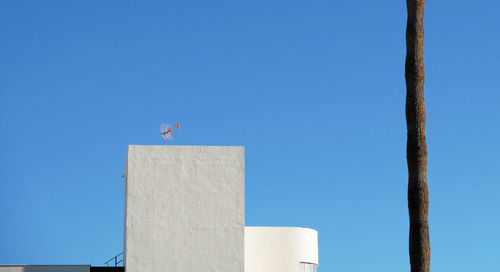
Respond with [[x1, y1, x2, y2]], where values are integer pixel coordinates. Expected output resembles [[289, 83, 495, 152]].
[[160, 123, 180, 145]]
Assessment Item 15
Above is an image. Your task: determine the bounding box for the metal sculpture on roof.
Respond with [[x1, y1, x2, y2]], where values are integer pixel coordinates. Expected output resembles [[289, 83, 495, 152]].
[[160, 123, 180, 145]]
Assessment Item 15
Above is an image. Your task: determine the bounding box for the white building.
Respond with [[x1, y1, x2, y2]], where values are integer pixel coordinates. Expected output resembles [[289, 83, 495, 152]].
[[1, 145, 318, 272], [245, 227, 318, 272]]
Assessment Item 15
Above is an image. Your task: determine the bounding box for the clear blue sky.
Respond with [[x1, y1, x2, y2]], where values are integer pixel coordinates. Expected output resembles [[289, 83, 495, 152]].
[[1, 0, 499, 271]]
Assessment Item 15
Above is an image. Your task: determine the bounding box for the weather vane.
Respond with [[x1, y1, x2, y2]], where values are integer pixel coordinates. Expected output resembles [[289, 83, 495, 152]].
[[160, 123, 180, 145]]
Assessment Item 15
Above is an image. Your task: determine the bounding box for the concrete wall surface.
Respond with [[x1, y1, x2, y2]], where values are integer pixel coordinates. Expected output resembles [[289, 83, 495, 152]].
[[0, 266, 90, 272], [244, 227, 318, 272], [124, 145, 245, 272]]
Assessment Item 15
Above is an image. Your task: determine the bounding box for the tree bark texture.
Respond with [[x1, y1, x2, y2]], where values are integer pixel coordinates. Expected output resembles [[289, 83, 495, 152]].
[[405, 0, 430, 272]]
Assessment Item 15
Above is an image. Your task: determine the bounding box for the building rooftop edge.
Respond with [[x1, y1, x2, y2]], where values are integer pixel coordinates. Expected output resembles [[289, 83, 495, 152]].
[[128, 145, 244, 147], [245, 226, 318, 232]]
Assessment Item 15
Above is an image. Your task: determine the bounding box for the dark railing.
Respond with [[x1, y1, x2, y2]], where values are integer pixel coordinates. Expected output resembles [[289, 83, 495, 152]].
[[104, 252, 123, 267]]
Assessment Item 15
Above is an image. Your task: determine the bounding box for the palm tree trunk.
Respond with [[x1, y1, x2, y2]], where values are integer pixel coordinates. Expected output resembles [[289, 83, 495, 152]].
[[405, 0, 430, 272]]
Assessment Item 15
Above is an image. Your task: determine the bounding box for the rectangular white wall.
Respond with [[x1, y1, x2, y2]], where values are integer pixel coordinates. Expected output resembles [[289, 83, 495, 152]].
[[124, 145, 244, 272]]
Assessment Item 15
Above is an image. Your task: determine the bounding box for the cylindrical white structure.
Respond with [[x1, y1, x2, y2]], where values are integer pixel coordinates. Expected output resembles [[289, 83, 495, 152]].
[[245, 227, 318, 272]]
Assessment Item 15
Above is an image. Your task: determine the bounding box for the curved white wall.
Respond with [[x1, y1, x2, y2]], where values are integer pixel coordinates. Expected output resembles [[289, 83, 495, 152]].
[[245, 227, 318, 272]]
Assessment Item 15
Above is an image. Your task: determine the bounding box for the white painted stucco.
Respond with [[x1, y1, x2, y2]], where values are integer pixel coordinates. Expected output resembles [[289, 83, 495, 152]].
[[0, 267, 23, 272], [124, 145, 245, 272], [245, 227, 318, 272]]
